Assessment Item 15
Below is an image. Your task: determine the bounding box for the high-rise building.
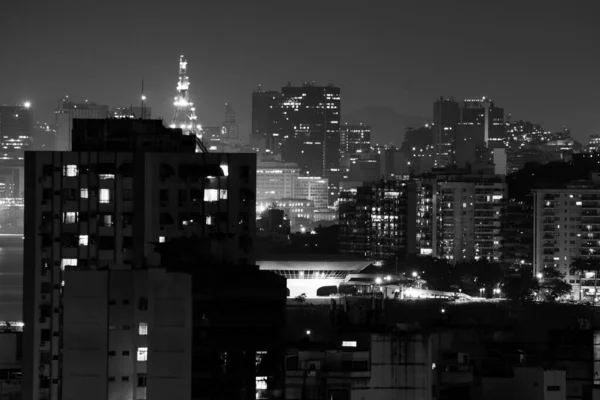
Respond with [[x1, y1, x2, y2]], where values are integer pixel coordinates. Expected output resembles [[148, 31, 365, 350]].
[[256, 161, 300, 202], [295, 176, 329, 209], [339, 179, 418, 260], [460, 98, 505, 147], [22, 118, 256, 400], [251, 87, 285, 154], [533, 182, 600, 300], [417, 172, 506, 262], [0, 103, 34, 159], [340, 123, 371, 154], [54, 99, 110, 151], [280, 82, 341, 177], [432, 97, 460, 167], [62, 268, 192, 400]]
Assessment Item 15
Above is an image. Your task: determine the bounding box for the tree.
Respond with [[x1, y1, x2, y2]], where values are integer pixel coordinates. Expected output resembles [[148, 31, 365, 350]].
[[503, 266, 539, 303]]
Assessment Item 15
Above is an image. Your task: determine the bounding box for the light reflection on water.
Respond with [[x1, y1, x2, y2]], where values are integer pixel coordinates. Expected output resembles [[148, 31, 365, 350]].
[[0, 234, 23, 320]]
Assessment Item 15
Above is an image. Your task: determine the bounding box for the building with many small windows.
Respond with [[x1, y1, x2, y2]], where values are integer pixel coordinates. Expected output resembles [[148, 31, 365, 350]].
[[533, 181, 600, 300], [22, 119, 256, 400], [339, 179, 418, 260], [256, 161, 300, 201], [295, 177, 329, 209], [417, 171, 506, 262]]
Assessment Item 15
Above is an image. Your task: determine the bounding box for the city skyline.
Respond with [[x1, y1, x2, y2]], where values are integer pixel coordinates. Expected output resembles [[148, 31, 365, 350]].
[[1, 0, 598, 144]]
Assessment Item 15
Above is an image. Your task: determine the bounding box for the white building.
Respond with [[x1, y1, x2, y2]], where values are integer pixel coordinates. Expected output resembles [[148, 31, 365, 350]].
[[256, 161, 300, 201], [533, 182, 600, 300], [296, 177, 329, 209]]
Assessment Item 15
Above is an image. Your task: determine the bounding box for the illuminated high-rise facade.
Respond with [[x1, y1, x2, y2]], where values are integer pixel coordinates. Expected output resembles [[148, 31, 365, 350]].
[[340, 123, 371, 154], [0, 103, 34, 159], [280, 83, 341, 177], [251, 87, 285, 155], [432, 97, 460, 167]]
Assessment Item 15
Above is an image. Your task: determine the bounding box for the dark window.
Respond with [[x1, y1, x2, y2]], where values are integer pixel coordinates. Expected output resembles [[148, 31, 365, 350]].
[[138, 297, 148, 310], [123, 325, 131, 330], [160, 189, 169, 203], [122, 351, 130, 356], [137, 374, 147, 387], [98, 236, 114, 250], [108, 351, 116, 356], [122, 376, 129, 382], [123, 189, 133, 201], [108, 377, 116, 382], [547, 386, 560, 391], [122, 299, 130, 305], [109, 299, 116, 305]]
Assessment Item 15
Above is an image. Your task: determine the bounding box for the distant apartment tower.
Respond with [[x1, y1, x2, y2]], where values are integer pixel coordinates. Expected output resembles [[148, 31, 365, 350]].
[[295, 176, 329, 209], [339, 180, 418, 259], [417, 172, 506, 262], [251, 86, 285, 154], [460, 98, 505, 146], [280, 82, 341, 177], [23, 119, 256, 400], [340, 123, 371, 154], [533, 182, 600, 300], [54, 99, 110, 151], [0, 103, 34, 159], [62, 269, 192, 400], [432, 97, 460, 167]]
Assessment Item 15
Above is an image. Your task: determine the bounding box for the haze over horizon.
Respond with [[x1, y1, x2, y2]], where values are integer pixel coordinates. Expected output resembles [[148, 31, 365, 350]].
[[1, 0, 598, 144]]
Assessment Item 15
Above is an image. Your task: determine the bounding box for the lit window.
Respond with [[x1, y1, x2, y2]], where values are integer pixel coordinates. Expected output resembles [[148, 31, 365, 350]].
[[220, 163, 229, 176], [204, 189, 218, 202], [63, 212, 78, 224], [103, 214, 113, 227], [219, 189, 228, 200], [342, 341, 357, 347], [99, 174, 115, 180], [206, 215, 212, 225], [63, 165, 78, 177], [79, 235, 89, 246], [137, 347, 148, 362], [158, 236, 165, 243], [99, 189, 111, 204], [138, 322, 148, 336], [80, 188, 89, 199], [61, 258, 77, 270]]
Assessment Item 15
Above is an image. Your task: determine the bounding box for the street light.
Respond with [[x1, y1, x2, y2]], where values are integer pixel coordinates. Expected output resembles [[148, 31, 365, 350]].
[[412, 271, 418, 278], [536, 273, 543, 280], [374, 277, 383, 285], [306, 330, 311, 336]]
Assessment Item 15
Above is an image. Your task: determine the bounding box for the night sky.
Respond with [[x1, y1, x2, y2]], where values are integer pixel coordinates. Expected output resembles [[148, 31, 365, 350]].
[[1, 0, 598, 144]]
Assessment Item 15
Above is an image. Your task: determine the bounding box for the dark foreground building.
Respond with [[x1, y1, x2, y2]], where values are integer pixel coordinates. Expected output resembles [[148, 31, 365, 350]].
[[22, 119, 286, 400]]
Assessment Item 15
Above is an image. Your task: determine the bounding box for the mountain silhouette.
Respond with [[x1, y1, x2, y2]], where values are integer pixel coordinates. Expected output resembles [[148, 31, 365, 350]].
[[343, 107, 428, 146]]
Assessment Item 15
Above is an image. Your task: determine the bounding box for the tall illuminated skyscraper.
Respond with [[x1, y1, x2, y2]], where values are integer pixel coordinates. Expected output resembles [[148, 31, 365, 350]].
[[432, 97, 460, 167], [280, 82, 341, 177]]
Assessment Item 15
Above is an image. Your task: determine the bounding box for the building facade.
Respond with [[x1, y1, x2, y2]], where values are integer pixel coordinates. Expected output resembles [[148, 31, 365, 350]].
[[280, 83, 341, 177], [251, 87, 285, 154], [340, 123, 371, 154], [417, 172, 506, 262], [22, 119, 256, 400], [532, 183, 600, 300], [61, 269, 192, 400], [54, 100, 110, 151], [339, 179, 417, 260], [0, 104, 34, 160], [295, 177, 329, 209], [256, 162, 300, 202]]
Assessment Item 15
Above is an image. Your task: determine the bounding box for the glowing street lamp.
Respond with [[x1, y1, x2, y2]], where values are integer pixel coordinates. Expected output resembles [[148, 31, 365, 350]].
[[412, 271, 418, 278], [23, 101, 31, 108], [536, 273, 543, 280], [374, 277, 383, 285]]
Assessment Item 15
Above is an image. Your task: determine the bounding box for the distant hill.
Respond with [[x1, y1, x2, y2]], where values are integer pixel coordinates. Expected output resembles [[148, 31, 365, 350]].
[[342, 107, 429, 146]]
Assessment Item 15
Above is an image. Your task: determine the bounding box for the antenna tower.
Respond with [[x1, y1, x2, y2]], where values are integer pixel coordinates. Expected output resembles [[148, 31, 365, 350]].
[[170, 55, 208, 152]]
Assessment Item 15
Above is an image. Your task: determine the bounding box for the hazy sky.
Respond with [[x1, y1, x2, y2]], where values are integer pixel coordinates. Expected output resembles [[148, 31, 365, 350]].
[[1, 0, 598, 143]]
